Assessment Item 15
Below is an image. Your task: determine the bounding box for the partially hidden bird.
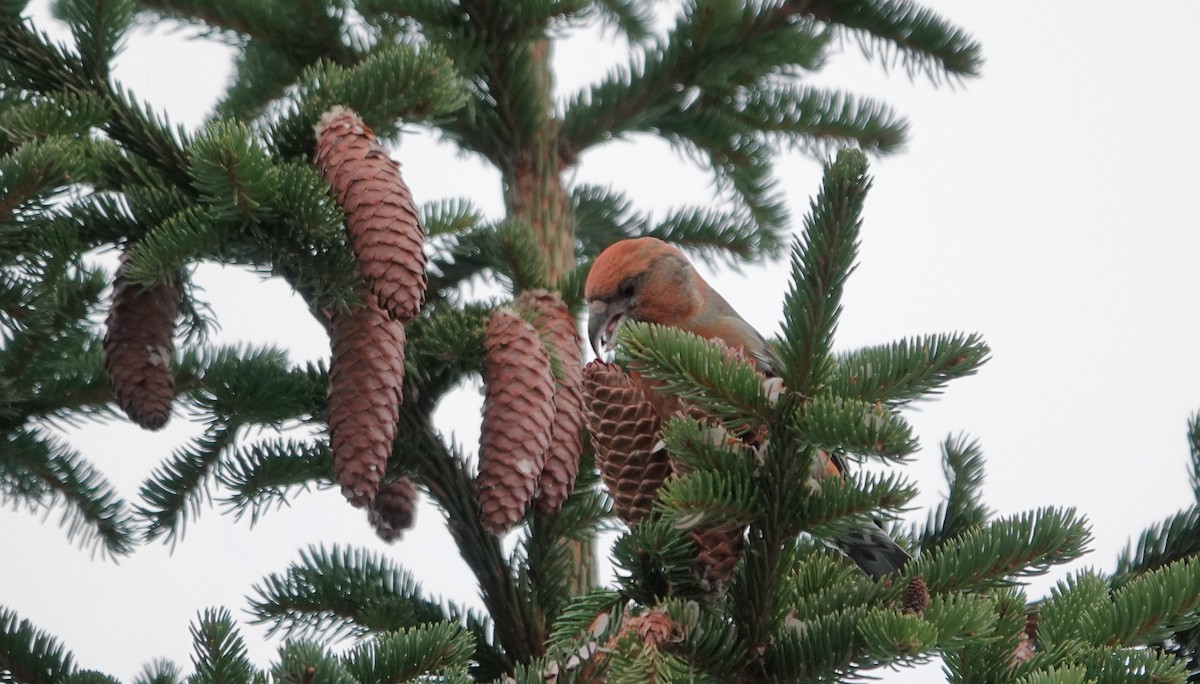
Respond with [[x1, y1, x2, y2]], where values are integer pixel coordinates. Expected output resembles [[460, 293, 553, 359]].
[[584, 236, 910, 580]]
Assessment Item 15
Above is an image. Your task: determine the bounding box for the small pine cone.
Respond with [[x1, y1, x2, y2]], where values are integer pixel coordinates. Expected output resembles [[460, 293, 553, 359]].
[[629, 608, 681, 649], [103, 253, 179, 430], [328, 297, 406, 507], [515, 290, 585, 515], [368, 476, 418, 542], [582, 361, 670, 526], [315, 106, 427, 322], [692, 523, 745, 591], [477, 308, 556, 534], [902, 576, 929, 615]]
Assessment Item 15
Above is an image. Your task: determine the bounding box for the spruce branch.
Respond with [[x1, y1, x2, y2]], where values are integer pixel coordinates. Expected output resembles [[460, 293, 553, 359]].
[[133, 0, 356, 67], [0, 136, 87, 222], [421, 197, 483, 238], [656, 468, 756, 531], [829, 332, 991, 407], [1114, 508, 1200, 584], [133, 659, 182, 684], [248, 545, 451, 642], [1189, 411, 1200, 501], [398, 412, 533, 666], [915, 434, 992, 553], [911, 507, 1092, 595], [0, 426, 136, 557], [267, 43, 468, 160], [614, 321, 774, 429], [805, 0, 984, 82], [271, 641, 356, 684], [795, 396, 918, 460], [0, 606, 76, 684], [136, 421, 236, 542], [1085, 558, 1200, 649], [779, 148, 869, 395], [52, 0, 135, 81], [793, 470, 917, 540], [186, 119, 277, 219], [781, 551, 883, 622], [216, 438, 333, 524], [737, 84, 908, 155], [590, 0, 654, 42], [186, 608, 259, 684], [1037, 570, 1111, 650], [0, 91, 108, 141], [339, 623, 475, 683]]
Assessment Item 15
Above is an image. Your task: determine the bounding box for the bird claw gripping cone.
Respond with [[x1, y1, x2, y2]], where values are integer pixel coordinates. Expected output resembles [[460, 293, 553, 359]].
[[369, 476, 419, 542], [515, 290, 585, 515], [477, 307, 557, 534], [581, 360, 671, 526], [103, 251, 179, 430], [315, 106, 427, 322], [328, 298, 406, 507]]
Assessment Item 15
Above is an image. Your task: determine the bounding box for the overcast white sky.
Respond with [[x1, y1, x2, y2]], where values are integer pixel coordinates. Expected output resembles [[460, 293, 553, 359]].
[[4, 2, 1200, 682]]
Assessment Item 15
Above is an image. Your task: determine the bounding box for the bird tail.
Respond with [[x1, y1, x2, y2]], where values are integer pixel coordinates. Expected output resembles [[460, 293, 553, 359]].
[[830, 522, 911, 580]]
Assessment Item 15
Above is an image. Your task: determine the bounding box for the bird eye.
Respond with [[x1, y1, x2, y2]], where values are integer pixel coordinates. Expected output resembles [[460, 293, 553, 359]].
[[619, 278, 636, 298]]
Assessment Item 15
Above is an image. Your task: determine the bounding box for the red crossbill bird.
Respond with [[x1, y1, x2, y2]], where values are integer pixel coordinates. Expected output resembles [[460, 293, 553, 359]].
[[585, 236, 910, 580]]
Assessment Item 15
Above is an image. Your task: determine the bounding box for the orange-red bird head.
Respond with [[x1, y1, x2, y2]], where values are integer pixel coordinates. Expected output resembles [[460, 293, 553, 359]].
[[585, 237, 706, 357]]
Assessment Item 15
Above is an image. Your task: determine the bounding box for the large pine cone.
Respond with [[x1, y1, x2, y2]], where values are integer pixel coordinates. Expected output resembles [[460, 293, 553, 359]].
[[103, 253, 179, 430], [315, 106, 427, 322], [368, 476, 418, 542], [477, 307, 556, 534], [328, 297, 406, 507], [515, 290, 585, 516], [581, 361, 670, 526]]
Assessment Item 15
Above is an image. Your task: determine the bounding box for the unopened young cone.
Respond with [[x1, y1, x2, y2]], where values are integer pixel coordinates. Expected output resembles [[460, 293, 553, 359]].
[[315, 106, 427, 322], [581, 361, 670, 526], [103, 253, 179, 430], [477, 307, 556, 534], [515, 290, 585, 515], [328, 297, 406, 507], [369, 476, 418, 542]]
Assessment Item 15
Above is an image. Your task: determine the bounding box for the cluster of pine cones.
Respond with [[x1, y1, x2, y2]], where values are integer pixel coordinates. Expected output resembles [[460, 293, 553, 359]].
[[100, 107, 723, 570]]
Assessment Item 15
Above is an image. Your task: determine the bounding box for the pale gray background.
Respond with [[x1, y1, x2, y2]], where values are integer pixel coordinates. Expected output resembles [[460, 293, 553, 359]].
[[4, 2, 1200, 681]]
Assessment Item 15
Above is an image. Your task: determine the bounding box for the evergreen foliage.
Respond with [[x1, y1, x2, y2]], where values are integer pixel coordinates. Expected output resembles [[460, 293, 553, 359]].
[[4, 1, 1200, 683]]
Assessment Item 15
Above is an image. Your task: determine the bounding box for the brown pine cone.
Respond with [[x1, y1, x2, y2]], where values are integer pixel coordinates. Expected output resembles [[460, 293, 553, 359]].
[[315, 106, 427, 322], [692, 523, 745, 592], [477, 307, 556, 534], [328, 296, 406, 507], [103, 253, 179, 430], [581, 361, 670, 526], [368, 476, 418, 542], [515, 290, 585, 516], [902, 576, 929, 615]]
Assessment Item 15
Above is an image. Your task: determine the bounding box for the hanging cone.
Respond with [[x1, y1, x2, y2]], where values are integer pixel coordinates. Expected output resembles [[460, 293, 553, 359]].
[[691, 523, 745, 591], [477, 307, 556, 534], [515, 290, 585, 515], [315, 106, 427, 322], [328, 296, 406, 507], [103, 252, 179, 430], [581, 360, 670, 526], [368, 476, 419, 542]]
